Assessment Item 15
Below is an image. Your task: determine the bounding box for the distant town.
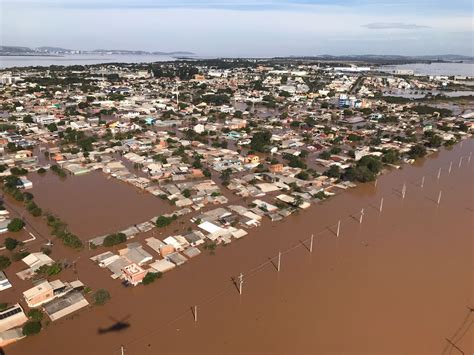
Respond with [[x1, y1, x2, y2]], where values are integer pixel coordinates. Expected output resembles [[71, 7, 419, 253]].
[[0, 58, 472, 348], [0, 45, 195, 57]]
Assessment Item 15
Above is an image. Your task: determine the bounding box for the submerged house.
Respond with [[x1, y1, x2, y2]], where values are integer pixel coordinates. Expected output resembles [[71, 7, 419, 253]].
[[0, 304, 28, 333]]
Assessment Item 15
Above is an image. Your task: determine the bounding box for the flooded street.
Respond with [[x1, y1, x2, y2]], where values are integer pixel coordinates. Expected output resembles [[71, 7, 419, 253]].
[[7, 139, 473, 355]]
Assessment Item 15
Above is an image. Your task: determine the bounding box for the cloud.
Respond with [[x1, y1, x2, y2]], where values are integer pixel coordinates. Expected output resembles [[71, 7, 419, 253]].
[[362, 22, 430, 30]]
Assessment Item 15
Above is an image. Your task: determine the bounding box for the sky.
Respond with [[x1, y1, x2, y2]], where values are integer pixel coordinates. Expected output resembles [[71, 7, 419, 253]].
[[0, 0, 473, 57]]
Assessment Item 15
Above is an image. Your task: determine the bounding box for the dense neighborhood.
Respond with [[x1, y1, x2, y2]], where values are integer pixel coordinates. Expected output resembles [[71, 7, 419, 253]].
[[0, 58, 473, 347]]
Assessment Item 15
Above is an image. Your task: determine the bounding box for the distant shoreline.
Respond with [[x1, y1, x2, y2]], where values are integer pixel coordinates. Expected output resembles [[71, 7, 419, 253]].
[[0, 54, 62, 57]]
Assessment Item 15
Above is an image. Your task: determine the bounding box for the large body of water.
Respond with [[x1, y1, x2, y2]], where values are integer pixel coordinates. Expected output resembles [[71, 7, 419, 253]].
[[5, 139, 473, 355], [382, 62, 474, 77], [0, 54, 177, 68]]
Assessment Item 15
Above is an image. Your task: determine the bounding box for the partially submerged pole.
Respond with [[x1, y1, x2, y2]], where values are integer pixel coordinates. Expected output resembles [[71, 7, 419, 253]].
[[449, 161, 452, 174], [238, 273, 244, 295], [421, 176, 425, 188], [336, 220, 341, 237], [193, 305, 198, 322], [437, 190, 442, 205], [459, 156, 463, 168], [379, 197, 384, 213], [437, 168, 441, 180], [277, 252, 281, 272], [359, 208, 364, 224], [121, 346, 125, 355], [374, 179, 378, 188], [402, 183, 406, 199], [309, 234, 314, 253]]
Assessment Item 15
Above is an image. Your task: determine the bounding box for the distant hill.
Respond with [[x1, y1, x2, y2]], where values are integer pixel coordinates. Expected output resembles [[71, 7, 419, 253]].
[[36, 46, 73, 53]]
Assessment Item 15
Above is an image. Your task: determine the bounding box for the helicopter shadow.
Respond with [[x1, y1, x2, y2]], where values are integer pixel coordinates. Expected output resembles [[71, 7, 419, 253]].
[[98, 315, 131, 335]]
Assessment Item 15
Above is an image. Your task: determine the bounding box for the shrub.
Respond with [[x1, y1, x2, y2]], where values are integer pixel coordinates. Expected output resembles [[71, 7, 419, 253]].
[[22, 193, 34, 202], [0, 255, 11, 270], [0, 303, 8, 311], [156, 215, 176, 228], [142, 272, 162, 285], [27, 309, 44, 322], [103, 233, 127, 247], [22, 321, 42, 336], [93, 289, 111, 305], [37, 263, 62, 276], [61, 233, 83, 249], [50, 164, 67, 178], [10, 167, 28, 176], [7, 218, 25, 232]]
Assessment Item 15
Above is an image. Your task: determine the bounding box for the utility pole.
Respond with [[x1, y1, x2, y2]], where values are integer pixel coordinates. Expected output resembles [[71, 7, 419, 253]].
[[309, 234, 314, 253], [238, 273, 244, 295], [379, 197, 384, 213], [359, 208, 364, 224], [336, 220, 341, 237]]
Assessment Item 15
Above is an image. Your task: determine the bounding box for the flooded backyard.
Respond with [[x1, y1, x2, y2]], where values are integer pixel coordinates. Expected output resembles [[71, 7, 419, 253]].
[[5, 139, 474, 355]]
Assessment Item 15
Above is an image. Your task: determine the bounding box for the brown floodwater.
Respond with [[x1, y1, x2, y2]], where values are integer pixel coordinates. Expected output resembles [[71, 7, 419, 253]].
[[28, 171, 173, 239], [6, 139, 474, 355]]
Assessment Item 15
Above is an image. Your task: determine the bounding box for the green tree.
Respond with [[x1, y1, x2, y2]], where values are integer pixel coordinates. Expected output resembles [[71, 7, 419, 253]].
[[324, 165, 341, 179], [47, 123, 58, 132], [408, 144, 427, 159], [4, 237, 20, 251], [7, 218, 25, 232], [319, 151, 331, 160], [426, 134, 443, 148], [250, 130, 272, 152], [22, 321, 42, 336], [382, 149, 400, 164], [23, 115, 34, 124], [182, 189, 191, 198]]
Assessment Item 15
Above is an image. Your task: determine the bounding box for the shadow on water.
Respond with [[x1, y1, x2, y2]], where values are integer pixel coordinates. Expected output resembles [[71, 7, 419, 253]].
[[230, 277, 240, 294], [98, 315, 131, 335], [442, 307, 474, 355]]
